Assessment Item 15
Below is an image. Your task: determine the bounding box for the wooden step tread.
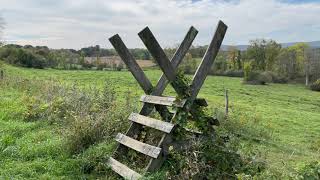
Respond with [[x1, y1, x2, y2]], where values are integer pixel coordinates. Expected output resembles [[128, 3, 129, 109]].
[[115, 133, 161, 158], [108, 157, 142, 180], [129, 113, 174, 133], [140, 95, 186, 107]]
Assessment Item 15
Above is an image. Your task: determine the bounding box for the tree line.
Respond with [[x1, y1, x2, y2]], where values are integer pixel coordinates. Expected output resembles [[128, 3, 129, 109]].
[[0, 44, 209, 69], [0, 39, 319, 87], [178, 39, 320, 87]]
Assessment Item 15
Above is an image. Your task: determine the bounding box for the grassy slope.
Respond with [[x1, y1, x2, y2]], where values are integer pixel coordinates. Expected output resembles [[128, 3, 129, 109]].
[[1, 65, 319, 178]]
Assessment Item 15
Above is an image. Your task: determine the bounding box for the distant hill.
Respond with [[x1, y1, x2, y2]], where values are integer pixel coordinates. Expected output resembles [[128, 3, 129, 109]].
[[221, 41, 320, 51]]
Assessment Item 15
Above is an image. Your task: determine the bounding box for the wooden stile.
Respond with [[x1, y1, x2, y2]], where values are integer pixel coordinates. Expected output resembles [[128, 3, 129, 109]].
[[107, 21, 227, 179]]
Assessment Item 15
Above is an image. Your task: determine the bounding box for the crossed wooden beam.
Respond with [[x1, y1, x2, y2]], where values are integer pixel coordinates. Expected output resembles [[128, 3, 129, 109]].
[[108, 20, 227, 178]]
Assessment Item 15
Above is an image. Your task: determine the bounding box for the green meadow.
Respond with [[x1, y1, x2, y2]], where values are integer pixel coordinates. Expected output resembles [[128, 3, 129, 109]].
[[0, 65, 319, 179]]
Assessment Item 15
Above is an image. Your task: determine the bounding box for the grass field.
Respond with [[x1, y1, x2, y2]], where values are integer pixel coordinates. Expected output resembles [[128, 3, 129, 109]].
[[0, 65, 319, 179]]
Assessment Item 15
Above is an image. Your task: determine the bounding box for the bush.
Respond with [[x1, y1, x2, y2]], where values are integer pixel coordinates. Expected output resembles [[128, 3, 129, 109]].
[[294, 161, 320, 179], [244, 64, 275, 85], [244, 71, 268, 85], [223, 70, 244, 77], [0, 47, 46, 68], [18, 78, 135, 154], [310, 79, 320, 91], [149, 108, 269, 179], [262, 71, 288, 84]]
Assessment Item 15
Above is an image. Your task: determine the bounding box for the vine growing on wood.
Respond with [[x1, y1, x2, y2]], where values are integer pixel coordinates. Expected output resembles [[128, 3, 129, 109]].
[[173, 71, 216, 136]]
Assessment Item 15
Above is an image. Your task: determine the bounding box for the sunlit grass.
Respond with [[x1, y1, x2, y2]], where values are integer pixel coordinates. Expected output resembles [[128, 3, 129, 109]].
[[0, 64, 319, 178]]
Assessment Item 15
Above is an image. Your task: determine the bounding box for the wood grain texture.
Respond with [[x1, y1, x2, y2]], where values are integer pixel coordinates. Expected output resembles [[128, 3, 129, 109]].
[[151, 26, 198, 95], [108, 157, 142, 180], [190, 21, 228, 101], [129, 113, 174, 133], [138, 27, 176, 81], [140, 95, 186, 107], [109, 34, 153, 93], [115, 133, 162, 159]]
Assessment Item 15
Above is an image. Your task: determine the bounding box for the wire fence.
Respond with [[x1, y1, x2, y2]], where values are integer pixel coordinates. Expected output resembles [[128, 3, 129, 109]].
[[306, 48, 320, 82]]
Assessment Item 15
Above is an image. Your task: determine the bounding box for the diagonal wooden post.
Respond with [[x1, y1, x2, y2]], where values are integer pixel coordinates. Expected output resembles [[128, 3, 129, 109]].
[[190, 21, 228, 101]]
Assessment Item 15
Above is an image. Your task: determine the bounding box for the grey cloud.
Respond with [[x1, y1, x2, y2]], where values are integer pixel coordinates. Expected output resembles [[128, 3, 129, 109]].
[[0, 0, 320, 49]]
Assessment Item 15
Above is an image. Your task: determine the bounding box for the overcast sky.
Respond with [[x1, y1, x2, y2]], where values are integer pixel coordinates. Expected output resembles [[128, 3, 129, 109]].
[[0, 0, 320, 49]]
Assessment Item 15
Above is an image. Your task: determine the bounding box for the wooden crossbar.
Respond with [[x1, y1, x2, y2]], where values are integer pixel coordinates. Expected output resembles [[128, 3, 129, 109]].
[[128, 113, 174, 133], [115, 133, 162, 158], [108, 157, 142, 180], [140, 95, 186, 107]]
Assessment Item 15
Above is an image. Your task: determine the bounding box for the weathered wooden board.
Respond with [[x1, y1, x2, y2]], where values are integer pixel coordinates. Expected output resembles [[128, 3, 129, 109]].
[[138, 27, 176, 81], [115, 133, 162, 159], [129, 113, 174, 133], [140, 95, 186, 107], [190, 21, 228, 101], [109, 34, 153, 93], [108, 157, 142, 180]]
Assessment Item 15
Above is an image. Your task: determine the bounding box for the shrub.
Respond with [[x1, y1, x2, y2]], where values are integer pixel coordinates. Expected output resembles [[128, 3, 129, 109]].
[[244, 71, 265, 85], [153, 108, 269, 179], [243, 61, 252, 81], [0, 47, 46, 68], [310, 79, 320, 92], [294, 161, 320, 179], [223, 70, 244, 77], [244, 65, 273, 85], [262, 71, 288, 84], [272, 75, 288, 84], [19, 78, 135, 154]]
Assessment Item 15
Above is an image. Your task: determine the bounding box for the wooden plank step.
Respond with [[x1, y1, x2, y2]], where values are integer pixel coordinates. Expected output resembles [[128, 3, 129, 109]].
[[140, 95, 186, 107], [108, 157, 142, 180], [128, 113, 174, 133], [115, 133, 161, 158]]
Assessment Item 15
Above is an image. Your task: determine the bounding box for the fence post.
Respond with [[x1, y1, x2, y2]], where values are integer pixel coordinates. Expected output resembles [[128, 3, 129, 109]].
[[225, 89, 229, 116], [0, 70, 3, 80]]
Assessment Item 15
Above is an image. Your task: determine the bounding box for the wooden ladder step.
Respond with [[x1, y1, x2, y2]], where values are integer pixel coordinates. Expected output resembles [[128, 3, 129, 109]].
[[115, 133, 161, 158], [108, 157, 142, 180], [140, 95, 186, 107], [129, 113, 174, 133]]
